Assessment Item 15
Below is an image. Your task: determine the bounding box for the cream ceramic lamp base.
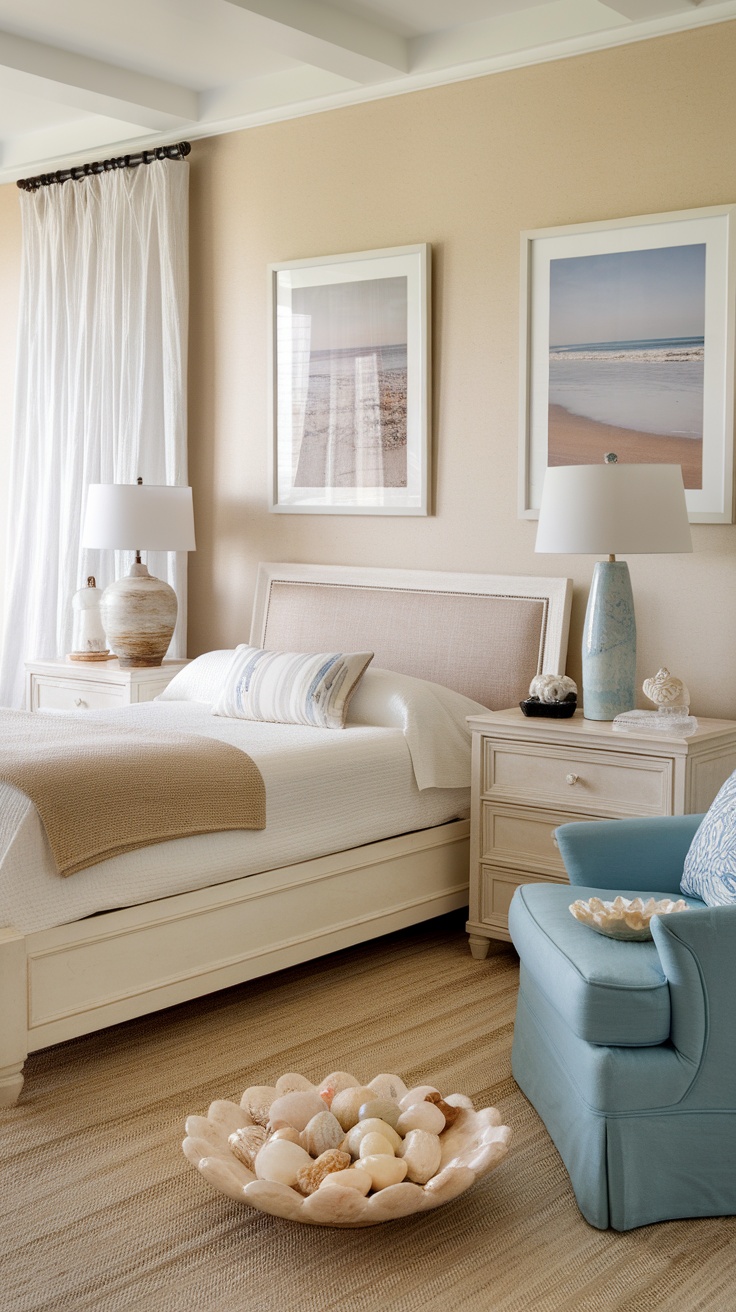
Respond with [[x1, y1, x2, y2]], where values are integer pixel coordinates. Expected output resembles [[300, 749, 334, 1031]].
[[101, 561, 177, 667]]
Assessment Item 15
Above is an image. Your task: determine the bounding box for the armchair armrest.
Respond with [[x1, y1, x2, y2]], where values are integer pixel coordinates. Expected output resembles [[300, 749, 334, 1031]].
[[652, 905, 736, 1075], [555, 814, 704, 894]]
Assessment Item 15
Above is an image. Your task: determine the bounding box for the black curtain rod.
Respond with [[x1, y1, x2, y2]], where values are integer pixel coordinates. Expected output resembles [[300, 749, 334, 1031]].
[[17, 141, 191, 192]]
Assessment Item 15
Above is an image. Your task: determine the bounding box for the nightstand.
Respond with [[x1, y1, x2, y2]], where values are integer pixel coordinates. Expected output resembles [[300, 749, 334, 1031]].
[[25, 657, 188, 713], [466, 707, 736, 956]]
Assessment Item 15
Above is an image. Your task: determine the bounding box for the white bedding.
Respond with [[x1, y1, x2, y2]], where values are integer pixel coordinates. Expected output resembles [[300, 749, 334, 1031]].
[[0, 701, 471, 934]]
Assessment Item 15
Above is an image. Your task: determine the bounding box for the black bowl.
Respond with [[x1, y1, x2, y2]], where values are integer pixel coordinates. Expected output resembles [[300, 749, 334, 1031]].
[[519, 695, 577, 718]]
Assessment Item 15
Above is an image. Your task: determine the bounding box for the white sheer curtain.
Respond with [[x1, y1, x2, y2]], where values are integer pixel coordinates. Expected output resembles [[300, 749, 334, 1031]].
[[0, 159, 189, 708]]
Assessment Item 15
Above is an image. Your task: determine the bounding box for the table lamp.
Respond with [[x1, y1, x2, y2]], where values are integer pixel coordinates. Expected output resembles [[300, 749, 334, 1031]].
[[82, 480, 195, 667], [535, 456, 692, 720]]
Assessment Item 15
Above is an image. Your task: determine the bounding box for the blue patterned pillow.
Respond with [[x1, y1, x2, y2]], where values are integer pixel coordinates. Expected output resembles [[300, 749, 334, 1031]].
[[681, 771, 736, 905]]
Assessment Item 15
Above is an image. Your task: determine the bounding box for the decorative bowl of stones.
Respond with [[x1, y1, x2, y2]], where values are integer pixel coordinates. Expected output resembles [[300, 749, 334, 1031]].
[[182, 1070, 512, 1227], [569, 895, 690, 941]]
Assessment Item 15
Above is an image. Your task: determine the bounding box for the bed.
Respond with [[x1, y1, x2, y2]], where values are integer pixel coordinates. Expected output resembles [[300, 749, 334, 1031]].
[[0, 562, 571, 1105]]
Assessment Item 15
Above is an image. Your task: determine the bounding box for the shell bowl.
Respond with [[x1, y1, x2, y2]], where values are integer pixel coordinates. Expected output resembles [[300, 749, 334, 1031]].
[[182, 1071, 512, 1227], [569, 895, 690, 941]]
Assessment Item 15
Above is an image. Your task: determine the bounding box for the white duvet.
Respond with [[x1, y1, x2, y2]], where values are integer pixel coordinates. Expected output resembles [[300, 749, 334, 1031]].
[[0, 699, 473, 934]]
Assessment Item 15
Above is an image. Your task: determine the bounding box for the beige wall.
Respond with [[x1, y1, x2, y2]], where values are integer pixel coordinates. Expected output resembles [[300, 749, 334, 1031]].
[[1, 23, 735, 716], [187, 21, 736, 719]]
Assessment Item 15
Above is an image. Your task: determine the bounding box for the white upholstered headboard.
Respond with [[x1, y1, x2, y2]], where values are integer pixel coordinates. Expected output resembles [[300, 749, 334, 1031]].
[[250, 563, 572, 711]]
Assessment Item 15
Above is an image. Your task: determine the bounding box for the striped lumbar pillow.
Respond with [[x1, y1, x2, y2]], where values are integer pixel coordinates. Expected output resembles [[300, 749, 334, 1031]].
[[212, 646, 374, 730]]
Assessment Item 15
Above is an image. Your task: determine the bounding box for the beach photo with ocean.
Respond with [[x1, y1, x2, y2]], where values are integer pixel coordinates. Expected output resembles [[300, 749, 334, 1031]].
[[547, 243, 706, 487], [289, 275, 409, 491]]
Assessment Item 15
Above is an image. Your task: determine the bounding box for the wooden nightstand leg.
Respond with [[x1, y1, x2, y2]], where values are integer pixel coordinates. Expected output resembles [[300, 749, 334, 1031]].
[[468, 933, 492, 960]]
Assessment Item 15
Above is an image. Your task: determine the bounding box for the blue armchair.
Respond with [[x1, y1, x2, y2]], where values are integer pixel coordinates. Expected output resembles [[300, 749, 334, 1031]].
[[508, 814, 736, 1231]]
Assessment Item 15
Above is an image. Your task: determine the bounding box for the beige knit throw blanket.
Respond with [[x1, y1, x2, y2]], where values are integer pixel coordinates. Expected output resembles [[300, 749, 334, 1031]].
[[0, 709, 266, 876]]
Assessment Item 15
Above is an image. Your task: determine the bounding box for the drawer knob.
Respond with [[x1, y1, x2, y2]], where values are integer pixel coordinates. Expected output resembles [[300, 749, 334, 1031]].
[[565, 773, 579, 785], [74, 698, 87, 708]]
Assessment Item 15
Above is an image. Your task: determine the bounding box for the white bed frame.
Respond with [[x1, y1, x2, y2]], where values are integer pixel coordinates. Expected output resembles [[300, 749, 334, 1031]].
[[0, 563, 571, 1106]]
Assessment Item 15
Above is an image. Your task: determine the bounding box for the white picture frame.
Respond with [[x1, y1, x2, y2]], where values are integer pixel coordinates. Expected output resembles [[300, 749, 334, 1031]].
[[269, 243, 431, 515], [519, 205, 736, 524]]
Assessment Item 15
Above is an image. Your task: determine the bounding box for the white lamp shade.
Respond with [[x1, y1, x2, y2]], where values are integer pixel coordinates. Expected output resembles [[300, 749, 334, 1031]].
[[82, 483, 196, 552], [535, 464, 692, 556]]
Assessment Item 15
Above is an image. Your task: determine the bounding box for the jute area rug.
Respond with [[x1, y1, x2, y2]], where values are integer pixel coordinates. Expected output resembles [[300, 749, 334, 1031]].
[[2, 911, 735, 1312]]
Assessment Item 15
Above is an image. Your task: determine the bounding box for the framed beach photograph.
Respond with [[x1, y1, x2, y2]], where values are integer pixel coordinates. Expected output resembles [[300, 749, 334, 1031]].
[[519, 206, 736, 523], [269, 244, 431, 514]]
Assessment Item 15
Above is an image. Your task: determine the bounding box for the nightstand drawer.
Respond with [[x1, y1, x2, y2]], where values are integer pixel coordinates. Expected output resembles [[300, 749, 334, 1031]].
[[26, 659, 189, 712], [482, 739, 673, 817], [481, 802, 592, 876], [480, 864, 568, 928], [32, 679, 124, 712]]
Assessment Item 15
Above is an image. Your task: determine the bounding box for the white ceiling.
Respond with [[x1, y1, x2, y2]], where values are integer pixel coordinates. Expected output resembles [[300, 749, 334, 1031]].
[[2, 0, 734, 185]]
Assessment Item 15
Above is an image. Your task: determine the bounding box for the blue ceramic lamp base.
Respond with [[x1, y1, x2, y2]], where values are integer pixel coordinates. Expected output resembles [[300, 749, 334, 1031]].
[[582, 560, 636, 721]]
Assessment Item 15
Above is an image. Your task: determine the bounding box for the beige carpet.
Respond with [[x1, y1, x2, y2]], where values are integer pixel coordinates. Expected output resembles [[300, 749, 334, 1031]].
[[2, 910, 735, 1312]]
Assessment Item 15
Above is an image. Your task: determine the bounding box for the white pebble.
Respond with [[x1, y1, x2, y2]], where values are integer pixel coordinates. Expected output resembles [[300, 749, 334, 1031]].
[[398, 1085, 439, 1111], [354, 1154, 408, 1191], [368, 1073, 408, 1101], [397, 1129, 442, 1184], [346, 1118, 403, 1158], [331, 1086, 375, 1131], [319, 1168, 371, 1195], [254, 1138, 313, 1187], [358, 1132, 395, 1158], [396, 1101, 446, 1136], [268, 1090, 327, 1132]]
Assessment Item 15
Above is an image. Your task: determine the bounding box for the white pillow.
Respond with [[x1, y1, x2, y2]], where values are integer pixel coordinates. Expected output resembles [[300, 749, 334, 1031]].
[[212, 645, 373, 730], [155, 650, 236, 704], [347, 667, 489, 791]]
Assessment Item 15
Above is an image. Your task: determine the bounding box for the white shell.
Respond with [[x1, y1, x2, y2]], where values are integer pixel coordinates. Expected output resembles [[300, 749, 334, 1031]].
[[228, 1124, 267, 1169], [301, 1110, 345, 1158], [528, 673, 577, 703], [240, 1084, 277, 1126], [642, 667, 689, 708]]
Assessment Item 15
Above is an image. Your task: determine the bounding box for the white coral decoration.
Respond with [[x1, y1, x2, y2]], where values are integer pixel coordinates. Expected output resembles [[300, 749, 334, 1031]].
[[528, 673, 577, 704], [642, 668, 689, 708]]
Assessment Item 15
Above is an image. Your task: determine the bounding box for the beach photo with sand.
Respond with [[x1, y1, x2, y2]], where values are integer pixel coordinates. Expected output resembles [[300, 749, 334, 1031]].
[[288, 276, 408, 490], [547, 243, 706, 487]]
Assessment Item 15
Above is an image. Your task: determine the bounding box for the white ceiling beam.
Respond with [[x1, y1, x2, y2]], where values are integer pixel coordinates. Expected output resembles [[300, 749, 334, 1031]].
[[600, 0, 701, 17], [222, 0, 409, 82], [0, 30, 198, 131], [410, 0, 628, 70], [1, 119, 154, 174], [199, 66, 356, 122]]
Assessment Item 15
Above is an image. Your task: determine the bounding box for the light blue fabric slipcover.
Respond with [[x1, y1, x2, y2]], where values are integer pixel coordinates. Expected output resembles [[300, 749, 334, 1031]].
[[508, 815, 736, 1231]]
